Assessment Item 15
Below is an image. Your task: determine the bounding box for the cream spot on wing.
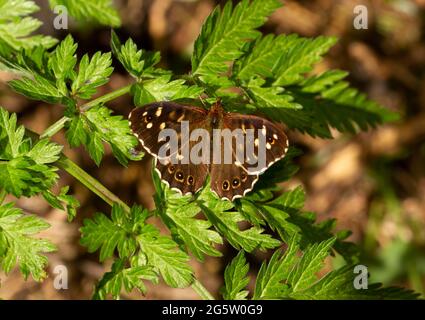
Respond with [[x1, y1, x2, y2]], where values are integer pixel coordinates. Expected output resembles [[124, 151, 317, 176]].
[[261, 126, 266, 135], [177, 154, 184, 160], [177, 114, 185, 122], [155, 107, 163, 117], [143, 111, 148, 116], [254, 138, 259, 147], [235, 160, 242, 166], [241, 123, 246, 133], [273, 133, 278, 140], [266, 142, 272, 150], [147, 122, 153, 129], [159, 122, 166, 130]]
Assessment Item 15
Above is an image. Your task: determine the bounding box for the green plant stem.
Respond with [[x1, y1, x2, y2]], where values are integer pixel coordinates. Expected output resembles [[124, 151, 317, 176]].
[[80, 84, 133, 111], [41, 84, 133, 139], [40, 116, 69, 139], [56, 156, 130, 212], [192, 279, 214, 300]]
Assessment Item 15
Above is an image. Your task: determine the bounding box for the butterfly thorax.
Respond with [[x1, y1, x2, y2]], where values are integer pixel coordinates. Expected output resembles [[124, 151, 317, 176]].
[[209, 101, 225, 129]]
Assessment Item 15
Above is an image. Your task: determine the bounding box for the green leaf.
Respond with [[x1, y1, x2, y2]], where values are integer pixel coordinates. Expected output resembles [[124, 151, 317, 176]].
[[221, 251, 250, 300], [85, 105, 142, 165], [246, 78, 302, 110], [111, 31, 161, 79], [26, 138, 62, 164], [0, 202, 56, 281], [0, 108, 61, 197], [49, 0, 121, 27], [71, 52, 113, 99], [198, 186, 281, 252], [192, 0, 281, 84], [8, 74, 64, 104], [42, 186, 80, 222], [0, 107, 27, 158], [93, 258, 158, 300], [65, 105, 142, 166], [0, 157, 58, 197], [282, 84, 398, 138], [290, 265, 420, 300], [253, 237, 419, 299], [271, 36, 337, 86], [87, 131, 104, 166], [253, 237, 335, 299], [49, 34, 78, 94], [153, 171, 222, 261], [133, 75, 204, 106], [287, 238, 336, 292], [253, 236, 299, 299], [65, 115, 87, 148], [0, 0, 57, 51], [234, 34, 298, 81], [80, 204, 143, 261], [3, 35, 79, 106], [81, 204, 192, 288], [137, 224, 194, 288], [254, 80, 398, 138], [234, 33, 395, 137], [299, 69, 349, 93], [243, 185, 358, 261]]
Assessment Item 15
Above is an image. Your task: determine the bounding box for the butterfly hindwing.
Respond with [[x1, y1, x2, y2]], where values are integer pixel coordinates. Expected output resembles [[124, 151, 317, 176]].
[[154, 137, 209, 195], [155, 159, 209, 196], [210, 163, 259, 201]]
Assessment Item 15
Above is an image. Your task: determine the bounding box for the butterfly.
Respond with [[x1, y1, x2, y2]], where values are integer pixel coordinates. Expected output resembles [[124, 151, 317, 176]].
[[128, 101, 289, 201]]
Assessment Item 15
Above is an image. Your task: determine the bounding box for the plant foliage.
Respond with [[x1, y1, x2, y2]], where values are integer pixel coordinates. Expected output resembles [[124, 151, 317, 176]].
[[0, 0, 418, 300]]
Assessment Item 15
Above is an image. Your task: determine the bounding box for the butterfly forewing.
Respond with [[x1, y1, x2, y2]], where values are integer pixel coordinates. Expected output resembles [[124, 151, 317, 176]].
[[129, 102, 208, 158], [224, 113, 289, 175]]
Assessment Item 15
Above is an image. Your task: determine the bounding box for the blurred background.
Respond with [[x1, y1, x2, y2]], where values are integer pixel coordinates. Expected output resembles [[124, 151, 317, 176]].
[[0, 0, 425, 299]]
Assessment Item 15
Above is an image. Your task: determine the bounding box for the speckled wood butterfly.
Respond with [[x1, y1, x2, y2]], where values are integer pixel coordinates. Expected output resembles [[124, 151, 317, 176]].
[[129, 101, 289, 201]]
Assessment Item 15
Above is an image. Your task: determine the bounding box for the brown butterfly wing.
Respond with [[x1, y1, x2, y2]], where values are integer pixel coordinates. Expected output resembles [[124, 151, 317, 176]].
[[154, 137, 209, 195], [209, 123, 259, 201], [129, 101, 209, 196], [209, 111, 288, 201], [210, 163, 259, 201], [224, 113, 289, 175], [155, 161, 208, 196], [129, 101, 208, 158]]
